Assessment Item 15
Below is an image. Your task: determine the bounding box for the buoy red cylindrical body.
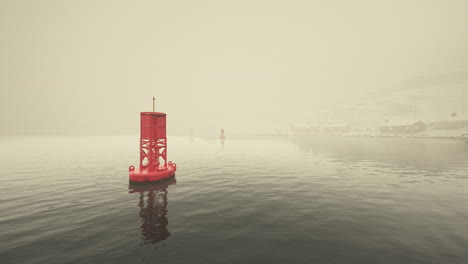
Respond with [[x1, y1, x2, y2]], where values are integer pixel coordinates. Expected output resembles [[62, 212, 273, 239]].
[[129, 112, 176, 184]]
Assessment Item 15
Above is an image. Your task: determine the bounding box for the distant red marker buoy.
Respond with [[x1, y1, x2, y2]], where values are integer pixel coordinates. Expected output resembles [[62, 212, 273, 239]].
[[129, 97, 176, 184], [220, 128, 226, 139]]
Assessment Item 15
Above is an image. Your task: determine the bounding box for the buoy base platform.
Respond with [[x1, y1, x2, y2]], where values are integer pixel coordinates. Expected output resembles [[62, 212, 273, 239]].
[[129, 163, 176, 184], [128, 178, 176, 193]]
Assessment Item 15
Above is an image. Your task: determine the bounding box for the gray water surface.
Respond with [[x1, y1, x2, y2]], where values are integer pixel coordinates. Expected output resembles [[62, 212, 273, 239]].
[[1, 136, 468, 264]]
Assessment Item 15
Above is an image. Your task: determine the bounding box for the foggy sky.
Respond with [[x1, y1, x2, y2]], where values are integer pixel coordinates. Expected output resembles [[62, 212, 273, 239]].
[[1, 0, 467, 136]]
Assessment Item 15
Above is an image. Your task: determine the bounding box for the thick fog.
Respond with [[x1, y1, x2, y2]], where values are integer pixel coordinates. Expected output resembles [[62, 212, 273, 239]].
[[1, 0, 467, 136]]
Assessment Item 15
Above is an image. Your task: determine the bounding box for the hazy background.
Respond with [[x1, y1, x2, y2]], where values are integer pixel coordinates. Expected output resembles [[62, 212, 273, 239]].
[[1, 0, 467, 136]]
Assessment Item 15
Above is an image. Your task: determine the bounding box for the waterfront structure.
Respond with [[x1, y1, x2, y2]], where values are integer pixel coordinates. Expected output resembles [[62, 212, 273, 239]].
[[379, 120, 426, 136], [323, 122, 351, 135]]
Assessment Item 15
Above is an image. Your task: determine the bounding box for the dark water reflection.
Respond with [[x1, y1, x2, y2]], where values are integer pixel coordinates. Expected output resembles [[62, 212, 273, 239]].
[[1, 135, 468, 264], [128, 179, 176, 245]]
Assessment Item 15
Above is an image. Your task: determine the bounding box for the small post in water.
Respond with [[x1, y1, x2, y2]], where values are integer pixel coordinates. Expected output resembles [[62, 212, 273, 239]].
[[153, 96, 155, 112]]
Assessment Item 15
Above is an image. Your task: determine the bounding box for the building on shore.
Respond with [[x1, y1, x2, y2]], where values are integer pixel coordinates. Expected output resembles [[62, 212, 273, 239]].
[[428, 120, 468, 130], [323, 122, 351, 135], [379, 120, 426, 136], [426, 120, 468, 138]]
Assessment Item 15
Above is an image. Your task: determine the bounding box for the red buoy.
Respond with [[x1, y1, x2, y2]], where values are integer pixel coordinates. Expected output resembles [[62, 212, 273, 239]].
[[129, 98, 176, 184], [220, 128, 226, 139]]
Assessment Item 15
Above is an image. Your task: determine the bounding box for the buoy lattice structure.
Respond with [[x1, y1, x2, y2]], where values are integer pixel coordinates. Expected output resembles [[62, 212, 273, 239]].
[[129, 111, 176, 184]]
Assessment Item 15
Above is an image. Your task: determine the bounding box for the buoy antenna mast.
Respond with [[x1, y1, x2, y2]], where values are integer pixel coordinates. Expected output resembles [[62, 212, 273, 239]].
[[153, 96, 155, 112]]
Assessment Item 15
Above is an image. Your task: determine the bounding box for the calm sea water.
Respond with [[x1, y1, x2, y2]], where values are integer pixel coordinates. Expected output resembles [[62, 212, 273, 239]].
[[1, 135, 468, 264]]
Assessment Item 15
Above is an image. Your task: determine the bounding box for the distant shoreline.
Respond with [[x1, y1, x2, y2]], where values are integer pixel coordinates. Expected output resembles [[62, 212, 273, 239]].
[[257, 134, 468, 142]]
